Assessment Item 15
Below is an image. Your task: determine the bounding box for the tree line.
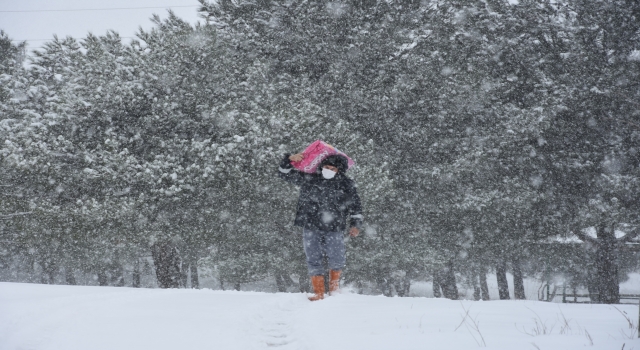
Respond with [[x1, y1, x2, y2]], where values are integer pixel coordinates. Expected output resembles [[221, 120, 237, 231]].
[[1, 0, 639, 303]]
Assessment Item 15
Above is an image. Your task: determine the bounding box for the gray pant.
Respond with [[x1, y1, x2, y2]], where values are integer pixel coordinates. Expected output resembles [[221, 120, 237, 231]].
[[302, 228, 346, 276]]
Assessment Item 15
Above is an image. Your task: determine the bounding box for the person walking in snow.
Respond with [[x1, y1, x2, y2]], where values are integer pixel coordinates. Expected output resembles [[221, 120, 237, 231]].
[[278, 152, 363, 301]]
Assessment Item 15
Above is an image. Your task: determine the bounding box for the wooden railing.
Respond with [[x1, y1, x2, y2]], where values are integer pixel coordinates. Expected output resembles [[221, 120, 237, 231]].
[[560, 290, 640, 304]]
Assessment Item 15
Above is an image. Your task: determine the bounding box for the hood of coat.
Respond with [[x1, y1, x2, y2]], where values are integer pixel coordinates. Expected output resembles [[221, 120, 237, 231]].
[[318, 155, 349, 174]]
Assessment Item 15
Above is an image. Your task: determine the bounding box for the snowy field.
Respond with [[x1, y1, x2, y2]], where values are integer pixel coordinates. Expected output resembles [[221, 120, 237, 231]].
[[1, 283, 639, 350]]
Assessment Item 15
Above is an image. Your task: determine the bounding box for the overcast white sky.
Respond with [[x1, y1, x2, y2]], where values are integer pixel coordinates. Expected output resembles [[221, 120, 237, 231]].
[[0, 0, 203, 53]]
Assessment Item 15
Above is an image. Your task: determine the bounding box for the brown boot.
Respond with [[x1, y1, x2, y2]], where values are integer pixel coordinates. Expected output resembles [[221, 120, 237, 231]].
[[329, 270, 341, 295], [308, 275, 325, 301]]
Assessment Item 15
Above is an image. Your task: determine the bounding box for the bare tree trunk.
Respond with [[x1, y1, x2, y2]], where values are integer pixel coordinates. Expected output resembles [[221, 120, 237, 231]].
[[151, 241, 181, 288], [470, 269, 481, 301], [65, 266, 76, 285], [586, 264, 599, 302], [512, 257, 526, 300], [111, 262, 125, 287], [132, 259, 141, 288], [298, 274, 311, 293], [275, 273, 287, 292], [433, 263, 458, 299], [442, 260, 458, 300], [595, 223, 620, 304], [26, 257, 38, 283], [496, 260, 510, 300], [97, 267, 108, 286], [394, 274, 411, 297], [40, 258, 57, 284], [180, 262, 188, 288], [234, 283, 241, 291], [479, 268, 490, 301], [432, 269, 443, 298], [189, 258, 199, 289], [354, 280, 364, 294], [376, 274, 394, 297], [473, 283, 481, 300], [179, 250, 199, 288]]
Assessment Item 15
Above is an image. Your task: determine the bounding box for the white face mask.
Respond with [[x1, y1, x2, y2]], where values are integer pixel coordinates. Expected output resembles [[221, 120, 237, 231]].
[[322, 168, 337, 179]]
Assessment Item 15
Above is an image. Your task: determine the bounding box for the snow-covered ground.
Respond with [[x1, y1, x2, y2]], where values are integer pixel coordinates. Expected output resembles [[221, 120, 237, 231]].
[[1, 282, 639, 350]]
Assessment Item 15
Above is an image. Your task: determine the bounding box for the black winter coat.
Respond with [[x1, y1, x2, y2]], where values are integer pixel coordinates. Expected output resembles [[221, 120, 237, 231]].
[[278, 154, 363, 232]]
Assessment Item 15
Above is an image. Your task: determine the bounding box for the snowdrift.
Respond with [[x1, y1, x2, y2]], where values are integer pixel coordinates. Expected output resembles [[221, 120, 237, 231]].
[[1, 282, 638, 350]]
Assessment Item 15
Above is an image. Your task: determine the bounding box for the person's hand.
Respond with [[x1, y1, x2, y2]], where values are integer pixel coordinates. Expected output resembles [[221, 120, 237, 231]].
[[349, 227, 360, 237], [289, 153, 304, 162]]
